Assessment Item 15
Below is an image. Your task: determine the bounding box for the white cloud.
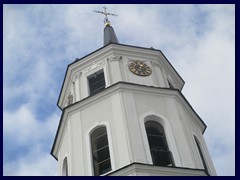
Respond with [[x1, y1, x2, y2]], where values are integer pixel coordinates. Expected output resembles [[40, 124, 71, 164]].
[[171, 4, 235, 176], [4, 148, 57, 176], [3, 104, 59, 175], [4, 105, 59, 144]]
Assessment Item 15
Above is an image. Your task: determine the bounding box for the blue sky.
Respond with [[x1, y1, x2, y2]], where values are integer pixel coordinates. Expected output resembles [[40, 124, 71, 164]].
[[3, 4, 235, 176]]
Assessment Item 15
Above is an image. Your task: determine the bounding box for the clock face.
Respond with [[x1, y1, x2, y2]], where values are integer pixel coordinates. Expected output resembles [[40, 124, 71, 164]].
[[129, 61, 152, 76]]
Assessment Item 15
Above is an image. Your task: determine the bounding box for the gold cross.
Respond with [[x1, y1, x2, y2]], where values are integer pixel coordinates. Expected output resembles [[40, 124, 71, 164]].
[[93, 6, 118, 26]]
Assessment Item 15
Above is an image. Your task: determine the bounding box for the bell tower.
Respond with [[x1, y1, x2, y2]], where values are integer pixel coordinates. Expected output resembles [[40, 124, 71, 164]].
[[51, 7, 217, 176]]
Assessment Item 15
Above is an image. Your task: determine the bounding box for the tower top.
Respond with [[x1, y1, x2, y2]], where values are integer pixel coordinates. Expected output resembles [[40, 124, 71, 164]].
[[93, 6, 119, 46], [93, 6, 118, 26]]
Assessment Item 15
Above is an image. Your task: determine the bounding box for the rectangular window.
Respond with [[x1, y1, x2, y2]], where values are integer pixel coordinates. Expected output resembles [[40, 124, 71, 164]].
[[88, 70, 106, 96]]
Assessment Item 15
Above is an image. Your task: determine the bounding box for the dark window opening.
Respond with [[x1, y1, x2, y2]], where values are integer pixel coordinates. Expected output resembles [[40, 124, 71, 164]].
[[62, 157, 68, 176], [145, 121, 174, 167], [91, 126, 111, 176], [168, 80, 174, 89], [194, 136, 208, 173], [88, 70, 105, 96]]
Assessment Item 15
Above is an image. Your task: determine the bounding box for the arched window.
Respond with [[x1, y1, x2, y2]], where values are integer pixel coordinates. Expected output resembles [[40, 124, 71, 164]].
[[145, 121, 174, 166], [194, 136, 208, 172], [62, 157, 68, 176], [90, 126, 111, 176]]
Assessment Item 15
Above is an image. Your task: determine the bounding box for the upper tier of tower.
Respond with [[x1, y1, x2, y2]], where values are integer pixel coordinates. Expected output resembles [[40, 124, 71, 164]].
[[57, 43, 185, 110]]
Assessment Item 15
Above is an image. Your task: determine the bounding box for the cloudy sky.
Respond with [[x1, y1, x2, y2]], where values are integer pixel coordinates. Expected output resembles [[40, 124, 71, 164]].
[[3, 4, 235, 176]]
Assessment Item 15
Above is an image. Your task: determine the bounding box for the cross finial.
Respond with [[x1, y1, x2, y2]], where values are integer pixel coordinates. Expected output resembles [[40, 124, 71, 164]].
[[93, 6, 118, 26], [103, 6, 107, 12]]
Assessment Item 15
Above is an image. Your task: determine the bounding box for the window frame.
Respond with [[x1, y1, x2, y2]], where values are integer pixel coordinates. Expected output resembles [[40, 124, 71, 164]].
[[62, 157, 68, 176], [194, 136, 208, 173], [145, 120, 175, 167], [86, 123, 115, 176], [87, 69, 106, 96], [89, 125, 113, 176]]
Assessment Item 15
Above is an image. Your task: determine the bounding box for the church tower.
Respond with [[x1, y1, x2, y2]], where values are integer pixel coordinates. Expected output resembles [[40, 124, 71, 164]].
[[51, 7, 217, 176]]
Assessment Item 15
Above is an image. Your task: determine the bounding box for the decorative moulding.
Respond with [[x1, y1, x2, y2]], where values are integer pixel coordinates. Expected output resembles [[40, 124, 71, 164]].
[[108, 55, 122, 62], [150, 60, 161, 68], [84, 60, 105, 74], [126, 58, 149, 66]]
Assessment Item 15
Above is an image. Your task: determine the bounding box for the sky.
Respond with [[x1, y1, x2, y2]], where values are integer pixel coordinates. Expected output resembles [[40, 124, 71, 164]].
[[3, 4, 235, 176]]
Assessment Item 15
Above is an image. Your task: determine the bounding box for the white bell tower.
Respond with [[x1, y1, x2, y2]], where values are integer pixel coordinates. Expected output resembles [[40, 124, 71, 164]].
[[51, 7, 217, 176]]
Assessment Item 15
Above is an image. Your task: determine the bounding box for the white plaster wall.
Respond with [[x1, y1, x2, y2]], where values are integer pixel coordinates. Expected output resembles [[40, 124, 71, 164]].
[[121, 91, 187, 167], [119, 90, 216, 175], [58, 119, 70, 176], [174, 101, 217, 175], [57, 84, 216, 176], [68, 112, 85, 175], [108, 164, 207, 176], [59, 93, 131, 175]]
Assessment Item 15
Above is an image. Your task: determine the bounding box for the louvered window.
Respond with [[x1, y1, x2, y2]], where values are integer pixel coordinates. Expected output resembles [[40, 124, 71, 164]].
[[88, 70, 105, 96], [145, 121, 174, 166], [90, 126, 111, 176]]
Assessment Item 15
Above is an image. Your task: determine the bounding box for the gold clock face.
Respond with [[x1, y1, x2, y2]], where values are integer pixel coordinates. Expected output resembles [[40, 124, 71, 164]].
[[129, 61, 152, 76]]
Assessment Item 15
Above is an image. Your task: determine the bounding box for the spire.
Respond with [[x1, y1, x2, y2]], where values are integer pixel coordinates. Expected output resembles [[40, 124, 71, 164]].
[[93, 6, 119, 46], [103, 24, 119, 46]]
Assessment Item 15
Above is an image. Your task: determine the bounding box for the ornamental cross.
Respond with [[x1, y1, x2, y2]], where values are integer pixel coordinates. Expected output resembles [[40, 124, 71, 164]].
[[93, 6, 118, 25]]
